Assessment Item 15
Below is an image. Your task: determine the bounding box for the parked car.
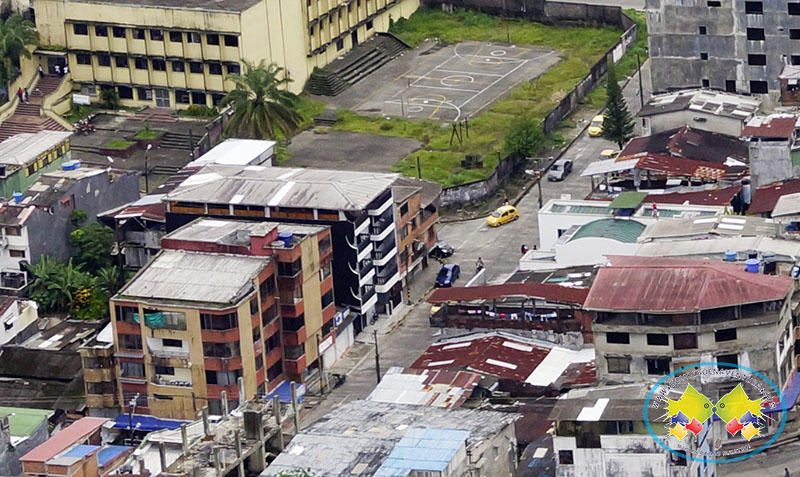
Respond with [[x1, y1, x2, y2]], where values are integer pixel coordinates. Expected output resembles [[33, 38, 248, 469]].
[[435, 263, 461, 287], [547, 159, 573, 181], [486, 205, 519, 227], [588, 114, 605, 137], [430, 240, 455, 258], [600, 149, 620, 160]]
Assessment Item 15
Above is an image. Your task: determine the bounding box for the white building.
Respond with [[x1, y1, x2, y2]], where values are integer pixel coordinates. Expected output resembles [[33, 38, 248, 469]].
[[638, 89, 760, 137]]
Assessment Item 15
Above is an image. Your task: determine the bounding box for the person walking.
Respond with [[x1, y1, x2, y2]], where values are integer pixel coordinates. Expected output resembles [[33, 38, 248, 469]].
[[23, 88, 29, 104], [476, 257, 484, 273], [63, 64, 69, 76], [786, 468, 791, 477], [37, 64, 44, 79], [54, 64, 61, 76], [16, 88, 22, 102]]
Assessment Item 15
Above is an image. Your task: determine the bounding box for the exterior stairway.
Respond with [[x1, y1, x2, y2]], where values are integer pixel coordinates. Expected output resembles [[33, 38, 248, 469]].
[[131, 107, 177, 123], [0, 75, 68, 142]]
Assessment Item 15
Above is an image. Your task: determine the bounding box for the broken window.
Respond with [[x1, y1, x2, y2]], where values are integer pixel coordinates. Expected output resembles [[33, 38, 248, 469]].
[[646, 357, 671, 375], [647, 334, 669, 346], [606, 332, 630, 344], [673, 333, 698, 350], [606, 356, 631, 374], [715, 328, 737, 342]]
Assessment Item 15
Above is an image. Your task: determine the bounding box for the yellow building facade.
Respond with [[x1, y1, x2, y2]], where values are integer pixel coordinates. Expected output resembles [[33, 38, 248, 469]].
[[34, 0, 419, 109]]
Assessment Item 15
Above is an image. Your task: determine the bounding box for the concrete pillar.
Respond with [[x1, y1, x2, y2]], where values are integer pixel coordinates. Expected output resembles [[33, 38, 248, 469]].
[[158, 441, 167, 473], [221, 390, 229, 420], [238, 376, 245, 407], [290, 382, 300, 434], [235, 430, 245, 477], [201, 406, 210, 436], [213, 447, 222, 477], [180, 423, 188, 454], [137, 456, 147, 476], [273, 395, 284, 451]]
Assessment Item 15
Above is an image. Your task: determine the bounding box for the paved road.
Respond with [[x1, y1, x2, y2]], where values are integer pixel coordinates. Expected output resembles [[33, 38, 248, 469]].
[[718, 438, 800, 476], [437, 62, 652, 284]]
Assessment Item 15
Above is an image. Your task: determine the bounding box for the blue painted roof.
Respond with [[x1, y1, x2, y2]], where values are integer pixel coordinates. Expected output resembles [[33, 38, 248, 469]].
[[374, 428, 470, 476], [112, 414, 186, 432], [61, 444, 100, 459], [97, 446, 131, 468], [266, 381, 305, 404]]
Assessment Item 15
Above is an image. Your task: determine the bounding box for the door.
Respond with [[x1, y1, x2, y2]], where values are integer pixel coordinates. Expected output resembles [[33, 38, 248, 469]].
[[154, 88, 170, 108], [47, 57, 66, 74], [351, 30, 358, 48]]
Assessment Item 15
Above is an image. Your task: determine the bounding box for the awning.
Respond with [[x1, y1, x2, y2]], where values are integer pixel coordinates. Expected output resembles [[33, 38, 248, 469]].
[[609, 191, 648, 209], [581, 158, 638, 177], [266, 381, 306, 404], [34, 49, 68, 57], [111, 414, 187, 432], [763, 368, 800, 414]]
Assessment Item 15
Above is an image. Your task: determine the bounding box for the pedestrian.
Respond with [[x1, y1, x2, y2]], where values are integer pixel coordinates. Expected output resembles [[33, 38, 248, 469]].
[[476, 257, 484, 272], [16, 88, 22, 102], [37, 64, 43, 79], [63, 64, 69, 76], [54, 64, 60, 76], [521, 244, 528, 255], [786, 468, 791, 477], [23, 88, 29, 104], [533, 244, 537, 251]]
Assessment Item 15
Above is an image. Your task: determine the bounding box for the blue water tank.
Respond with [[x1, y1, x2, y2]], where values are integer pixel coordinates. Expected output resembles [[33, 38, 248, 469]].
[[724, 250, 737, 262], [745, 258, 760, 274], [278, 232, 293, 248], [11, 192, 22, 204]]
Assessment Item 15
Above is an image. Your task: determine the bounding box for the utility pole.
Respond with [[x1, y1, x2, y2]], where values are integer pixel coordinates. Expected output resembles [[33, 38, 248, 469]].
[[317, 334, 325, 395], [637, 54, 644, 108], [144, 144, 152, 194], [416, 156, 421, 179], [374, 330, 381, 384]]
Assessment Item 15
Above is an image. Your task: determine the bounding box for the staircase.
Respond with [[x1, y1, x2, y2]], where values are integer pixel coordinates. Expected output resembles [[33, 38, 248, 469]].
[[308, 33, 409, 96], [160, 132, 198, 152], [0, 75, 68, 142], [131, 107, 177, 123]]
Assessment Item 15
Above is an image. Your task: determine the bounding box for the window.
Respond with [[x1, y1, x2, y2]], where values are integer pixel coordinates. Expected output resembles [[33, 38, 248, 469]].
[[76, 53, 91, 65], [4, 227, 19, 237], [115, 305, 138, 323], [113, 26, 126, 38], [262, 303, 279, 327], [121, 361, 145, 377], [9, 249, 24, 258], [73, 23, 88, 35], [172, 61, 185, 72], [725, 80, 736, 93], [284, 344, 304, 360], [114, 56, 128, 68], [118, 333, 142, 350], [715, 328, 737, 342], [190, 92, 205, 105], [267, 361, 283, 381], [337, 39, 344, 51], [702, 79, 710, 88], [169, 31, 183, 42], [673, 333, 697, 350], [154, 365, 174, 375], [187, 32, 201, 43], [707, 0, 721, 5], [189, 62, 203, 74], [137, 88, 152, 100], [224, 35, 238, 47], [606, 356, 630, 374], [250, 299, 259, 316], [151, 59, 166, 71], [208, 63, 222, 75], [747, 28, 765, 41], [745, 1, 763, 13], [750, 80, 768, 93], [142, 310, 186, 330], [718, 353, 739, 368], [133, 29, 145, 40], [203, 341, 240, 358], [279, 258, 302, 277], [792, 29, 800, 40], [97, 54, 110, 67], [399, 203, 409, 217], [200, 312, 238, 331], [259, 276, 276, 297], [150, 29, 163, 41], [176, 90, 190, 104], [647, 358, 671, 375], [279, 287, 303, 306], [748, 54, 767, 65], [206, 34, 219, 45], [205, 369, 242, 386], [255, 354, 263, 370], [264, 332, 280, 354], [226, 63, 240, 74], [162, 338, 182, 348], [699, 26, 707, 35], [558, 450, 574, 465], [647, 334, 669, 346], [321, 289, 334, 309], [118, 86, 133, 99], [791, 3, 800, 14], [252, 324, 262, 344], [134, 57, 148, 69], [605, 332, 630, 344], [700, 52, 709, 60], [87, 382, 115, 394], [95, 25, 108, 37], [154, 394, 173, 401], [282, 315, 304, 332]]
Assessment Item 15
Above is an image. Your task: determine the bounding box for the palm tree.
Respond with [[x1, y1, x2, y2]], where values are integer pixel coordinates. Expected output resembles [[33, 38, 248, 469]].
[[24, 256, 63, 311], [219, 60, 303, 139], [48, 259, 92, 311], [0, 14, 39, 94], [96, 266, 122, 296]]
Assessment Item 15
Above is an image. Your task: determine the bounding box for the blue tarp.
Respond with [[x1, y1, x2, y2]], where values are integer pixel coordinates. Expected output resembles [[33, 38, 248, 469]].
[[61, 444, 99, 459], [764, 369, 800, 414], [266, 381, 306, 404], [97, 446, 131, 468], [112, 414, 187, 432]]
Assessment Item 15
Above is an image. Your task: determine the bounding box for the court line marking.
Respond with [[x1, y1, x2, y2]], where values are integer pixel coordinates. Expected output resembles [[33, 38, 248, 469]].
[[411, 84, 482, 93], [409, 55, 456, 88], [386, 99, 463, 122], [436, 69, 505, 77], [459, 59, 529, 109]]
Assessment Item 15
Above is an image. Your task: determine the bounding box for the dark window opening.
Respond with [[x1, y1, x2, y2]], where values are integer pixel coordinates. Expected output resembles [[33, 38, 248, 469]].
[[646, 334, 669, 346], [647, 357, 671, 375], [707, 0, 721, 5], [791, 3, 800, 15], [606, 332, 630, 344], [745, 1, 763, 13], [172, 61, 185, 72], [673, 333, 698, 350], [151, 59, 166, 71], [133, 29, 145, 40], [224, 35, 239, 47], [76, 53, 91, 65], [747, 28, 765, 41], [150, 29, 163, 41], [169, 31, 183, 42], [725, 80, 736, 93], [73, 23, 88, 35], [700, 52, 709, 60], [113, 27, 126, 38], [607, 356, 630, 374], [718, 353, 739, 367], [114, 56, 128, 68], [750, 80, 768, 93], [699, 26, 707, 35], [95, 25, 108, 37], [748, 54, 767, 65], [558, 450, 574, 465], [227, 63, 240, 74], [208, 63, 222, 75], [97, 54, 110, 67], [189, 62, 203, 74], [206, 34, 219, 45], [715, 328, 737, 342], [118, 86, 133, 99]]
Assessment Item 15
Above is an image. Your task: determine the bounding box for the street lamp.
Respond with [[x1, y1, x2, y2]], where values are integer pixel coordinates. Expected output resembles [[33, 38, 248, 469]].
[[144, 144, 152, 194]]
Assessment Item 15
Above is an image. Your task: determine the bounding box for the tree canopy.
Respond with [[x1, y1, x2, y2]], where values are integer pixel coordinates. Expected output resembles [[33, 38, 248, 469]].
[[601, 64, 635, 149], [504, 118, 545, 159], [0, 14, 39, 90]]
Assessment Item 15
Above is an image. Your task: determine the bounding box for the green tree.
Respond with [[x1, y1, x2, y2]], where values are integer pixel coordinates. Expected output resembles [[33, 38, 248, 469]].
[[48, 259, 93, 311], [504, 118, 545, 158], [601, 64, 634, 149], [220, 60, 302, 139], [100, 89, 120, 110], [69, 209, 87, 227], [69, 223, 115, 271], [0, 14, 39, 92], [96, 266, 122, 296], [24, 256, 65, 312]]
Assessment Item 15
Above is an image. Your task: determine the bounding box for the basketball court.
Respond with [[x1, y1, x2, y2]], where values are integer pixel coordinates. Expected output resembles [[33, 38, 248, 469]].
[[354, 41, 560, 123]]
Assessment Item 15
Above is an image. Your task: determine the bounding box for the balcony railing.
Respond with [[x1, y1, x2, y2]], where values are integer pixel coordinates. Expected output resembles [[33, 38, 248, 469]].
[[370, 217, 393, 235], [149, 347, 190, 359], [359, 260, 374, 277], [357, 234, 371, 252], [361, 285, 376, 303], [373, 241, 396, 259], [151, 376, 193, 388]]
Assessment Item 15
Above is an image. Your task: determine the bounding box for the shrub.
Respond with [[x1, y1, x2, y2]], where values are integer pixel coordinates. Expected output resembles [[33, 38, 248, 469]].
[[100, 89, 120, 110]]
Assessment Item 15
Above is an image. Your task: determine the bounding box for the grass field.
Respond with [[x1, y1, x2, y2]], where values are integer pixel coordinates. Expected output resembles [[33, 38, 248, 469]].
[[329, 8, 647, 187]]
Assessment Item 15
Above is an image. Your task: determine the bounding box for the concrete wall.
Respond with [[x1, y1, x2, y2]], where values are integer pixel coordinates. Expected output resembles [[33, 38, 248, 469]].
[[439, 155, 526, 209], [0, 417, 49, 476], [748, 139, 794, 188], [642, 110, 747, 137]]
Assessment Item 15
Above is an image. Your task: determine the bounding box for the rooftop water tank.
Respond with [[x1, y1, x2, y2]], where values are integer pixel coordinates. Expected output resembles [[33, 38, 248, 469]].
[[724, 250, 737, 262], [11, 192, 22, 204], [278, 232, 293, 248], [745, 258, 760, 274]]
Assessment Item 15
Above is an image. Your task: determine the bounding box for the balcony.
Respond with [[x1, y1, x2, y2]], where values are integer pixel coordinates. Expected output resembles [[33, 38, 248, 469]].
[[370, 218, 393, 239], [84, 368, 114, 382], [359, 259, 374, 277], [151, 376, 193, 388], [373, 239, 396, 260], [357, 233, 371, 252], [280, 300, 304, 318], [282, 326, 306, 346], [360, 285, 376, 303], [149, 347, 190, 360], [375, 264, 399, 285], [284, 354, 307, 375]]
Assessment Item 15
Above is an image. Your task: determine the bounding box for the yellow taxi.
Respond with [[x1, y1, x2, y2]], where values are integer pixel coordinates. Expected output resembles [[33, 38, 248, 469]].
[[588, 114, 605, 137], [487, 205, 519, 227], [600, 149, 620, 160]]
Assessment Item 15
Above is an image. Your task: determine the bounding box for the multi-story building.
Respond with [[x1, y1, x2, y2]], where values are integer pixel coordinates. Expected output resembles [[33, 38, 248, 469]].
[[741, 113, 800, 188], [391, 176, 440, 285], [164, 165, 404, 331], [34, 0, 419, 108], [0, 131, 72, 199], [80, 324, 118, 415], [110, 218, 332, 419], [646, 0, 800, 99]]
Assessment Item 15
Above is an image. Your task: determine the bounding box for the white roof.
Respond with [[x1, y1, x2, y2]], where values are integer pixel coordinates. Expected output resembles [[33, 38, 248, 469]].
[[581, 158, 639, 177], [0, 131, 72, 167], [185, 138, 275, 168], [771, 192, 800, 218]]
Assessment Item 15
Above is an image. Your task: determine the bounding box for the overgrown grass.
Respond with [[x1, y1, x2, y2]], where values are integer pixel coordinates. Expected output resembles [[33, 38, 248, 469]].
[[332, 8, 638, 186], [295, 96, 326, 130], [104, 139, 135, 150], [133, 130, 162, 140]]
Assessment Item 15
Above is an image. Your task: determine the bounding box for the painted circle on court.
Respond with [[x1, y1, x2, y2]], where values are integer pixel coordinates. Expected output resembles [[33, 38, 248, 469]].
[[490, 50, 507, 57], [642, 362, 787, 464], [408, 105, 424, 113], [440, 75, 474, 87]]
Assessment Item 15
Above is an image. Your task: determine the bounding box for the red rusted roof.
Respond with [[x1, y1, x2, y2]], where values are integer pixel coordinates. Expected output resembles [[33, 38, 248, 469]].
[[427, 282, 589, 306], [584, 256, 792, 312], [749, 178, 800, 214], [411, 333, 595, 389], [623, 153, 728, 180], [644, 186, 742, 206], [20, 417, 108, 463], [741, 115, 799, 139]]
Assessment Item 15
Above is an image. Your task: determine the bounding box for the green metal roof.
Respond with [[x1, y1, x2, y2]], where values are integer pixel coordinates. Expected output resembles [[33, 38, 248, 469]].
[[609, 191, 648, 209], [0, 407, 52, 436], [568, 219, 646, 244]]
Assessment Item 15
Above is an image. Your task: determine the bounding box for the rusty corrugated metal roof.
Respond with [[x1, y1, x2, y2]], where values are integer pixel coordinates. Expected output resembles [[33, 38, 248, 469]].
[[427, 282, 589, 306]]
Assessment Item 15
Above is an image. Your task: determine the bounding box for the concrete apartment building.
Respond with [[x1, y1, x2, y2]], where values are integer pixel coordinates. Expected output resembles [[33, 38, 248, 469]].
[[0, 131, 73, 199], [110, 218, 332, 419], [646, 0, 800, 100], [741, 113, 800, 188], [34, 0, 419, 108], [391, 176, 440, 284], [164, 166, 404, 331]]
